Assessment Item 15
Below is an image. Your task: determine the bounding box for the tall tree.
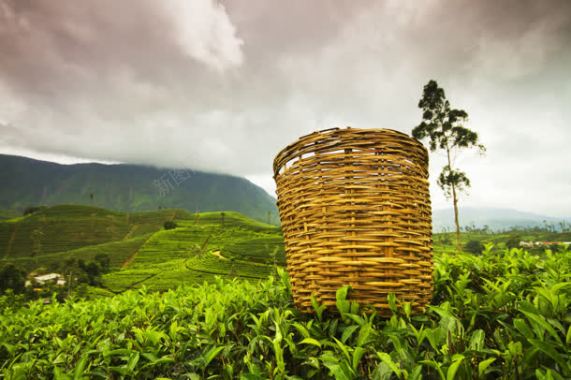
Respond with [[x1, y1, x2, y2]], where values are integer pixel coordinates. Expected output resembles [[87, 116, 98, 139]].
[[412, 80, 485, 251]]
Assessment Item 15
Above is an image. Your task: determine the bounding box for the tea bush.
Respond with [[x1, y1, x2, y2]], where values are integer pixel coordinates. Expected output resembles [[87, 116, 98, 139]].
[[1, 246, 570, 379]]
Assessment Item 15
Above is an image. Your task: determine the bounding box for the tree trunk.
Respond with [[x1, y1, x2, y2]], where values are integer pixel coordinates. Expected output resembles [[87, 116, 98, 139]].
[[452, 183, 461, 252], [447, 148, 461, 252]]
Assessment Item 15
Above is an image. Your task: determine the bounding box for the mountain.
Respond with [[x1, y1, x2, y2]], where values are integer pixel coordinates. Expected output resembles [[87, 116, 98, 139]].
[[433, 207, 571, 232], [0, 154, 277, 223]]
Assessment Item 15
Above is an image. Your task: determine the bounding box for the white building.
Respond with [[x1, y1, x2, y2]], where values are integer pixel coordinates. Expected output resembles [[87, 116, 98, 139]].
[[26, 273, 66, 287]]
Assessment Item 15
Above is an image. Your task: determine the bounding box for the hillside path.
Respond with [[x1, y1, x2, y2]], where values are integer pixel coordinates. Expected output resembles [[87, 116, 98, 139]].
[[122, 224, 139, 240]]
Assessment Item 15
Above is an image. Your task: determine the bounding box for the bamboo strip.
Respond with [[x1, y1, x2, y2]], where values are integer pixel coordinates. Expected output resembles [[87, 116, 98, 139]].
[[273, 128, 432, 314]]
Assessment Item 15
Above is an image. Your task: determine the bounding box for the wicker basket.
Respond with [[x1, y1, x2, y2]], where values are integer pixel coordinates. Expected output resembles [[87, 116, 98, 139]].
[[273, 128, 432, 314]]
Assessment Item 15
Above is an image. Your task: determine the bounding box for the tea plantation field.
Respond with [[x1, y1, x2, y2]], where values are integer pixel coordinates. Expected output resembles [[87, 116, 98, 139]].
[[99, 211, 283, 293], [0, 205, 284, 293], [0, 205, 187, 260], [1, 205, 571, 378], [1, 246, 570, 379]]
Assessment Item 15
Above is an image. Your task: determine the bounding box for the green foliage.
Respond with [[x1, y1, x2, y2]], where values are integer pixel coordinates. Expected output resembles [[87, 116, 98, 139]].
[[464, 239, 484, 254], [1, 248, 570, 378], [101, 212, 283, 293], [0, 264, 26, 294], [0, 205, 180, 260], [0, 205, 283, 296], [0, 154, 278, 223], [163, 220, 177, 230], [413, 80, 485, 249], [413, 80, 484, 154], [1, 235, 151, 273], [78, 258, 109, 286], [223, 235, 286, 265], [506, 235, 521, 250], [437, 166, 471, 198], [0, 209, 18, 221], [23, 206, 46, 216], [94, 253, 110, 271]]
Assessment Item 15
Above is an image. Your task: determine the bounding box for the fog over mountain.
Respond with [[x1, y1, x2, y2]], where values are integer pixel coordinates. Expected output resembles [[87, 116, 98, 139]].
[[0, 154, 278, 223]]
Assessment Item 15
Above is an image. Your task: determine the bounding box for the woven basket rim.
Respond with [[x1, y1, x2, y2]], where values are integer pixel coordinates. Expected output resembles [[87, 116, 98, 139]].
[[273, 127, 426, 177]]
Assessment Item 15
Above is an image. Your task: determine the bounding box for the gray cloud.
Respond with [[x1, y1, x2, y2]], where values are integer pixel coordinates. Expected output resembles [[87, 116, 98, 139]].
[[1, 0, 570, 216]]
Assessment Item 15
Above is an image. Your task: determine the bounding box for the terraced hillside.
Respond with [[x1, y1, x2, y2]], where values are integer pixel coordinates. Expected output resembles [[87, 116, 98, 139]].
[[0, 205, 285, 293], [2, 235, 151, 272], [102, 211, 285, 292], [0, 209, 18, 220], [0, 205, 185, 260]]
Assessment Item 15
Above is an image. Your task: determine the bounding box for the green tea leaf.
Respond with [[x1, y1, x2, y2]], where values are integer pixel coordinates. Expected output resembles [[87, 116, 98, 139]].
[[478, 358, 496, 377], [377, 352, 401, 377], [446, 355, 464, 380], [336, 286, 351, 315], [300, 338, 322, 348], [352, 347, 365, 371], [341, 325, 359, 343], [204, 346, 224, 367]]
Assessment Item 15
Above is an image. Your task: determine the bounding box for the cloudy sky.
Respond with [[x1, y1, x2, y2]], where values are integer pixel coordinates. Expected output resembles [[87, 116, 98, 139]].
[[0, 0, 570, 216]]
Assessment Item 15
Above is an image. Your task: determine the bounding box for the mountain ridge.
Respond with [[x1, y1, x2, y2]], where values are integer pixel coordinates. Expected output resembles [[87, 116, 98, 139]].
[[0, 154, 278, 223]]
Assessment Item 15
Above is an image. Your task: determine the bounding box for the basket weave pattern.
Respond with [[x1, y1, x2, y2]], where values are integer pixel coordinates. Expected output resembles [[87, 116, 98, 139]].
[[273, 128, 432, 314]]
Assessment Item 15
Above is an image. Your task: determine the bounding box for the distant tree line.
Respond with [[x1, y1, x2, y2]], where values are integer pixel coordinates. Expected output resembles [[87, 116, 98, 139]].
[[439, 221, 571, 235]]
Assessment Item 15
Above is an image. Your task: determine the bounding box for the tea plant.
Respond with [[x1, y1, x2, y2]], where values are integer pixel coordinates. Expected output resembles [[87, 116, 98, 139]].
[[1, 246, 570, 379]]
